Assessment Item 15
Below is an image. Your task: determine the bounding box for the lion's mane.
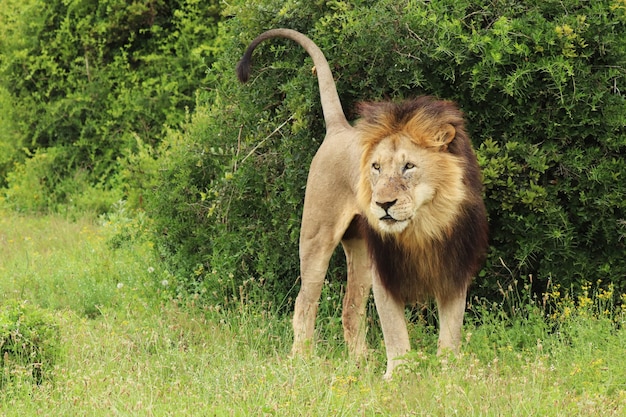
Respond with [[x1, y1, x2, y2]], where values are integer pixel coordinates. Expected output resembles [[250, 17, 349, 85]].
[[355, 97, 488, 304]]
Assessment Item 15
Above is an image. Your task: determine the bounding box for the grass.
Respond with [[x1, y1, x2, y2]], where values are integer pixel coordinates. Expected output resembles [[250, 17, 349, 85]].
[[1, 208, 625, 416]]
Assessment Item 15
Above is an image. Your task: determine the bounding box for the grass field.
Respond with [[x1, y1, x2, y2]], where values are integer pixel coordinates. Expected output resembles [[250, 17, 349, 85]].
[[1, 210, 625, 416]]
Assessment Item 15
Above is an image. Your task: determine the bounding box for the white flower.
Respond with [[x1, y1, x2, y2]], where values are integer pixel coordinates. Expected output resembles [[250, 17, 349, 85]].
[[161, 280, 169, 287], [117, 283, 124, 289], [147, 267, 155, 273]]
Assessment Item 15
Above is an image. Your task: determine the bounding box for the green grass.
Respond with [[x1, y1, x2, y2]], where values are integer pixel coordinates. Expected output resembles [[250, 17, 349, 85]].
[[1, 209, 625, 416]]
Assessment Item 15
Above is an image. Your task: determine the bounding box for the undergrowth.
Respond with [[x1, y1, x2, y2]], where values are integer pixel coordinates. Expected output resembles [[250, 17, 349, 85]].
[[0, 301, 59, 388]]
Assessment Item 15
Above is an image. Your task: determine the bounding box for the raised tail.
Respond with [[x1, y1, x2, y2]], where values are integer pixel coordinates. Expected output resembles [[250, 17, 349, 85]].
[[236, 28, 350, 132]]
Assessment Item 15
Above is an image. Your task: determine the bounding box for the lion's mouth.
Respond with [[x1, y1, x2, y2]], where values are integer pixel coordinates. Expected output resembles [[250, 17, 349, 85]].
[[380, 215, 408, 226], [378, 216, 410, 233]]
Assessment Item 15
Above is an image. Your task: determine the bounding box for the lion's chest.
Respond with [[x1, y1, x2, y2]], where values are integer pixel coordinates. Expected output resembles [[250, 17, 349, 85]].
[[364, 202, 485, 304]]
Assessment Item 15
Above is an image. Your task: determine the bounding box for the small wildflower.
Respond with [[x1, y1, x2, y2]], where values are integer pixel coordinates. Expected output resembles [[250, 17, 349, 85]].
[[590, 358, 604, 368], [117, 283, 124, 289], [161, 279, 169, 287], [147, 266, 155, 273], [562, 305, 571, 319]]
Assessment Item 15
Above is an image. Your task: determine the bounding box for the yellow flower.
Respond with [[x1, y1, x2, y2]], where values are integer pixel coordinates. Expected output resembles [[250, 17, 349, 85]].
[[555, 24, 575, 38]]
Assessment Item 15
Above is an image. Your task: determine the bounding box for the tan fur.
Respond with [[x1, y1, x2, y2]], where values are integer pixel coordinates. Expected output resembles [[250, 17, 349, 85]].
[[237, 29, 488, 379]]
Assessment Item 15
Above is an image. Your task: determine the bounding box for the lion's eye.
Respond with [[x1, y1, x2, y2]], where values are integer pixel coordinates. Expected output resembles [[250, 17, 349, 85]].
[[372, 162, 380, 171], [404, 162, 415, 171]]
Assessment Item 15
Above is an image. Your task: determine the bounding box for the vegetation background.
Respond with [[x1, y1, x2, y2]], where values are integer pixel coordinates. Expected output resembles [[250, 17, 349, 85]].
[[0, 0, 625, 414]]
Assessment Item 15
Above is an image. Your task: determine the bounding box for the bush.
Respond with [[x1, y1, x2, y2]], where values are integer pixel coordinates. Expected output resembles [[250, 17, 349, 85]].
[[0, 0, 222, 211], [2, 146, 122, 214], [0, 86, 20, 184], [149, 0, 626, 308], [148, 1, 336, 308], [0, 301, 60, 386]]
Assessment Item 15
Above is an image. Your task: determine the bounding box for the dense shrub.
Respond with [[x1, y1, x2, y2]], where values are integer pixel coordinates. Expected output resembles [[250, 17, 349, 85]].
[[150, 0, 626, 307], [0, 301, 60, 386], [0, 0, 221, 212], [0, 86, 21, 183]]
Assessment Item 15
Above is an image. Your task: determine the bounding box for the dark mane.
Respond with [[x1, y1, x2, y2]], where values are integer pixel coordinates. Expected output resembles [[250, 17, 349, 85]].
[[357, 97, 488, 303], [364, 202, 488, 303]]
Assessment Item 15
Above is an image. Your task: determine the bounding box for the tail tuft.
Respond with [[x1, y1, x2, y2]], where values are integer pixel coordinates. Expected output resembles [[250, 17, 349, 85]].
[[236, 51, 252, 83], [235, 28, 348, 130]]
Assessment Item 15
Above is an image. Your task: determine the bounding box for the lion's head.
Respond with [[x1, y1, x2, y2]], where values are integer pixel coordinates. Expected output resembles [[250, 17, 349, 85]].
[[356, 97, 476, 244]]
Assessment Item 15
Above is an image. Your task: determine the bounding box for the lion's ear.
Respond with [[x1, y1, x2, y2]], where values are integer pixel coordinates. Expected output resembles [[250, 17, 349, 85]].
[[435, 124, 456, 152]]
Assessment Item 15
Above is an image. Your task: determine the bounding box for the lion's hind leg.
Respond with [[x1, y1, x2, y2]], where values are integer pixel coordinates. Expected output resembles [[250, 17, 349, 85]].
[[291, 133, 361, 358], [293, 211, 355, 356], [292, 241, 330, 356], [340, 229, 372, 358]]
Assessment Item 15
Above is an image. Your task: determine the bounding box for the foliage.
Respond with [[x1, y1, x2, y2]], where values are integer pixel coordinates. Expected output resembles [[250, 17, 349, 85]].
[[100, 199, 154, 249], [0, 86, 20, 182], [0, 0, 222, 212], [3, 146, 121, 214], [0, 301, 59, 387], [149, 0, 626, 307]]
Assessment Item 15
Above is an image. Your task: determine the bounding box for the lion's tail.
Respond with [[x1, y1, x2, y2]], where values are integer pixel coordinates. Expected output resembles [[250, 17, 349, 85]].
[[236, 28, 350, 132]]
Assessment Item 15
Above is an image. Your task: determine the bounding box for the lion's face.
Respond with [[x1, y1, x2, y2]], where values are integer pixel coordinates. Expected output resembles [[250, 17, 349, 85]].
[[366, 135, 437, 234], [357, 120, 467, 241]]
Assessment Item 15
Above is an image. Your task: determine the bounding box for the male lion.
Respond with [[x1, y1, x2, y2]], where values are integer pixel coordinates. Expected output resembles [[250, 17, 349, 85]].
[[237, 29, 488, 379]]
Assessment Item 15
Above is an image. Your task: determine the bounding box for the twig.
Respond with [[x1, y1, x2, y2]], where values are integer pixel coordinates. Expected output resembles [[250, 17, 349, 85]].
[[238, 115, 294, 167]]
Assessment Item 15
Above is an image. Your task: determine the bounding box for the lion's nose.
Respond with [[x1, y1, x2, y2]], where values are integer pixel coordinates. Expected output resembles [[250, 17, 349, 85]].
[[376, 199, 397, 212]]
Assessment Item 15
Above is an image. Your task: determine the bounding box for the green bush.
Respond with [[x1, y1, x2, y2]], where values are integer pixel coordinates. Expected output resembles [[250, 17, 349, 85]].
[[0, 301, 60, 386], [149, 0, 626, 307], [148, 1, 334, 307], [2, 146, 122, 214], [0, 0, 222, 211], [0, 86, 20, 184]]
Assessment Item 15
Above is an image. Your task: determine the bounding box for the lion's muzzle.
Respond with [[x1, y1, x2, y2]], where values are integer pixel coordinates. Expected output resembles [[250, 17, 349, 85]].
[[376, 199, 397, 221], [373, 199, 411, 233]]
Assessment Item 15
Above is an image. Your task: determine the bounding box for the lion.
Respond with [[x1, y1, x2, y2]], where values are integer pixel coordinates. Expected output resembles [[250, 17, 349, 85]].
[[237, 29, 488, 379]]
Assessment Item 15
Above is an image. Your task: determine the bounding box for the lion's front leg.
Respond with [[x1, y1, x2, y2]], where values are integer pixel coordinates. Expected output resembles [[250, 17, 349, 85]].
[[435, 288, 468, 355], [372, 272, 410, 380]]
